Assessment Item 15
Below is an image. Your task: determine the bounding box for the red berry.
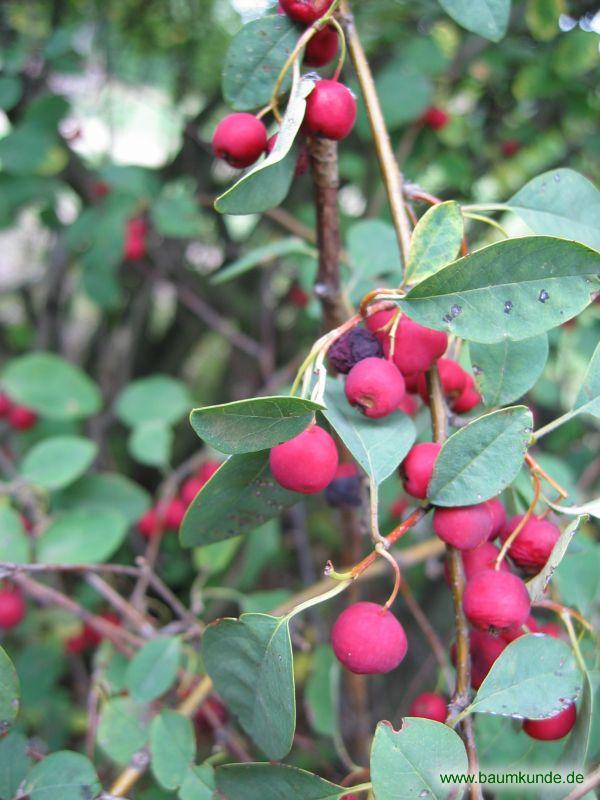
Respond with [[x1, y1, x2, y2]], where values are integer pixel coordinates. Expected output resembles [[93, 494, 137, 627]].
[[279, 0, 334, 24], [463, 569, 531, 632], [162, 497, 187, 530], [386, 316, 448, 376], [462, 542, 509, 579], [0, 392, 13, 417], [433, 503, 493, 551], [452, 373, 481, 414], [181, 476, 205, 506], [422, 106, 449, 131], [469, 629, 506, 689], [304, 80, 356, 141], [138, 508, 160, 538], [345, 357, 406, 419], [0, 587, 26, 629], [484, 497, 506, 539], [409, 692, 447, 722], [397, 393, 418, 415], [331, 601, 407, 674], [538, 622, 562, 638], [523, 703, 576, 741], [501, 614, 538, 644], [66, 631, 88, 654], [304, 25, 339, 67], [500, 515, 561, 571], [417, 358, 465, 404], [92, 180, 110, 198], [400, 442, 442, 499], [501, 139, 520, 157], [364, 308, 395, 337], [8, 405, 38, 431], [288, 284, 310, 307], [212, 113, 267, 169], [270, 425, 338, 494]]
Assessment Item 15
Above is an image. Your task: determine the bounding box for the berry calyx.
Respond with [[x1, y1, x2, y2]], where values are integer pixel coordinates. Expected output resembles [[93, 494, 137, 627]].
[[500, 515, 561, 570], [304, 80, 356, 141], [433, 503, 493, 551], [400, 442, 442, 499], [328, 327, 382, 374], [409, 692, 447, 722], [304, 25, 339, 67], [212, 113, 267, 169], [345, 357, 405, 419], [463, 569, 531, 632], [270, 425, 338, 494], [8, 405, 38, 431], [325, 463, 362, 508], [279, 0, 334, 24], [331, 601, 407, 674], [523, 703, 576, 741], [0, 587, 26, 629], [422, 106, 449, 131]]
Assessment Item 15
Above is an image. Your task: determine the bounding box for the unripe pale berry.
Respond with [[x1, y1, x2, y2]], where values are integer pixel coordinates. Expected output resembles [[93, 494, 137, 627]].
[[328, 327, 382, 374], [304, 25, 339, 67], [8, 405, 38, 431], [279, 0, 334, 23], [0, 587, 26, 629], [433, 503, 493, 551], [484, 497, 506, 539], [304, 80, 356, 141], [325, 463, 361, 508], [422, 106, 449, 131], [500, 515, 561, 571], [270, 425, 338, 494], [331, 601, 407, 674], [409, 692, 447, 722], [345, 357, 405, 419], [523, 703, 576, 741], [400, 442, 442, 499], [212, 113, 267, 168], [463, 569, 531, 632]]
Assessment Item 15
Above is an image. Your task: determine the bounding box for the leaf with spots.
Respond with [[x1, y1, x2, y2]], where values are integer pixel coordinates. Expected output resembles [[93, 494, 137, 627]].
[[470, 334, 549, 407], [21, 751, 101, 800]]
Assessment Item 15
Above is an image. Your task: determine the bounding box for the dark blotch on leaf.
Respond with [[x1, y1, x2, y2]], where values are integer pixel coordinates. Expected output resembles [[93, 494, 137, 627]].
[[538, 289, 549, 303], [503, 300, 513, 314]]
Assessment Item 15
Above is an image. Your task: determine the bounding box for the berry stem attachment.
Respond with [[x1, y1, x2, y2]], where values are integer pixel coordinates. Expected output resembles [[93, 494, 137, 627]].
[[377, 543, 401, 610], [285, 576, 352, 621], [329, 17, 347, 81], [495, 470, 541, 570]]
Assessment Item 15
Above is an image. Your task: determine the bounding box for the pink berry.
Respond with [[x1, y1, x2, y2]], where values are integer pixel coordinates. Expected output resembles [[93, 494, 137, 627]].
[[501, 614, 538, 643], [138, 508, 160, 538], [8, 405, 38, 431], [0, 587, 26, 629], [270, 425, 338, 494], [304, 80, 356, 141], [212, 113, 267, 169], [279, 0, 334, 24], [162, 497, 186, 530], [523, 703, 576, 741], [387, 316, 448, 376], [484, 497, 506, 539], [422, 106, 449, 131], [433, 504, 493, 551], [397, 393, 418, 415], [462, 542, 509, 579], [344, 357, 405, 419], [500, 515, 561, 571], [409, 692, 447, 722], [400, 442, 442, 499], [304, 25, 339, 67], [463, 569, 531, 632], [331, 601, 407, 674], [452, 373, 481, 414], [468, 630, 506, 689]]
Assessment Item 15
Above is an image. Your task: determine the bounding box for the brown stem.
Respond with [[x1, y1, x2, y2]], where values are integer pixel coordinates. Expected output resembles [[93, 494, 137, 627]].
[[340, 0, 412, 265], [564, 765, 600, 800]]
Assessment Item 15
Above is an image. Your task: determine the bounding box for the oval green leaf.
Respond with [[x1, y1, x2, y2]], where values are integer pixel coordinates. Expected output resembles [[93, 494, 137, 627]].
[[573, 340, 600, 419], [125, 636, 182, 703], [203, 613, 295, 760], [36, 509, 128, 564], [0, 731, 31, 799], [469, 635, 582, 718], [216, 763, 344, 800], [180, 763, 215, 800], [190, 396, 321, 455], [470, 334, 549, 407], [21, 751, 101, 800], [0, 646, 20, 730], [150, 710, 195, 790], [97, 696, 150, 766], [20, 436, 97, 490], [128, 420, 173, 468], [1, 353, 101, 420], [437, 0, 510, 42], [399, 237, 600, 343], [370, 719, 469, 800], [54, 472, 151, 526], [0, 507, 29, 563], [115, 375, 190, 427], [428, 406, 532, 506], [405, 201, 463, 284], [211, 237, 315, 285]]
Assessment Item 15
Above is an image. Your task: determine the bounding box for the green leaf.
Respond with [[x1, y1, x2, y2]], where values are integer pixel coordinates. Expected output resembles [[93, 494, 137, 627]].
[[398, 237, 600, 343], [355, 61, 432, 136], [370, 719, 469, 800], [468, 635, 582, 718], [0, 76, 22, 110], [180, 451, 300, 548], [179, 763, 215, 800], [0, 731, 31, 799], [526, 516, 583, 603], [215, 763, 344, 800], [428, 406, 532, 506], [116, 375, 190, 427], [405, 201, 463, 284], [1, 353, 101, 420], [470, 335, 549, 407], [322, 379, 415, 485], [0, 646, 20, 730], [555, 536, 600, 617], [54, 472, 151, 526], [97, 696, 150, 766], [305, 645, 339, 738], [151, 181, 205, 238], [203, 613, 295, 760], [150, 711, 195, 790], [37, 510, 128, 564], [20, 436, 97, 490], [437, 0, 511, 41], [508, 168, 600, 251], [190, 396, 321, 455], [126, 637, 182, 703], [129, 421, 173, 468], [222, 15, 298, 111], [211, 238, 315, 285], [21, 751, 101, 800], [215, 75, 314, 215], [0, 506, 29, 563], [573, 340, 600, 420], [347, 220, 402, 278], [561, 669, 594, 769]]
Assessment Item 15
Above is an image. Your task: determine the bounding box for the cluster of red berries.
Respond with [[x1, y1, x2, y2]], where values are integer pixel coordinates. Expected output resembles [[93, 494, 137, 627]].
[[124, 217, 147, 261], [278, 0, 339, 68], [0, 586, 26, 629], [0, 391, 38, 431], [137, 461, 220, 538]]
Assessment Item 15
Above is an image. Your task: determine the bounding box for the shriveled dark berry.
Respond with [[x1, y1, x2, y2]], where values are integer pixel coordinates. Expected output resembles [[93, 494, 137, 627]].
[[328, 328, 382, 374], [325, 474, 362, 508]]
